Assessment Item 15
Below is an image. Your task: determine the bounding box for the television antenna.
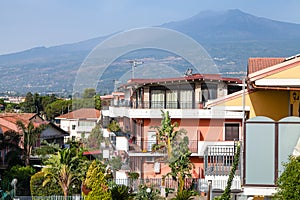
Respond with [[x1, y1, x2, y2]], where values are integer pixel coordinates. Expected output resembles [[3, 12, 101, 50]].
[[127, 60, 144, 79]]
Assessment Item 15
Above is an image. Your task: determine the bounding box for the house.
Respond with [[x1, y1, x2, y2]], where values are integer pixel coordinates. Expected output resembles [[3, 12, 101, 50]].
[[0, 113, 69, 167], [55, 108, 101, 141], [102, 73, 244, 190], [206, 54, 300, 198]]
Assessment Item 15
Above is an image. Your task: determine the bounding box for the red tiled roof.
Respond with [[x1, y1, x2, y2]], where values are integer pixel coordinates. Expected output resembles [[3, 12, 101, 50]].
[[125, 73, 242, 86], [56, 108, 100, 119], [248, 58, 285, 75], [0, 113, 46, 133]]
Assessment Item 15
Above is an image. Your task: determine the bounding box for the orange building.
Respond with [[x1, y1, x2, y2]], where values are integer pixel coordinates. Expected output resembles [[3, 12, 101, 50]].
[[103, 73, 244, 191]]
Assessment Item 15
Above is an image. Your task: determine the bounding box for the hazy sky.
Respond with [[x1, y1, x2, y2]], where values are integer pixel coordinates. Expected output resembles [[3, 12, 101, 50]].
[[1, 0, 300, 55]]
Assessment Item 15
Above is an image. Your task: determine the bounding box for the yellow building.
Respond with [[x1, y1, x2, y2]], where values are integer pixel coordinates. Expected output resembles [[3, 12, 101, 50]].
[[207, 55, 300, 198], [208, 56, 300, 120]]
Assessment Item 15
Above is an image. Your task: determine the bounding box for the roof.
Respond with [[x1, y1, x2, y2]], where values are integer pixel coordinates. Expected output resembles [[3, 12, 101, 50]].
[[248, 58, 285, 74], [123, 73, 242, 87], [248, 55, 300, 82], [56, 108, 100, 119], [0, 113, 45, 133]]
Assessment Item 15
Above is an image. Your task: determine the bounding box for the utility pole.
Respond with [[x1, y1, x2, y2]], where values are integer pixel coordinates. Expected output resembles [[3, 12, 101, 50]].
[[127, 60, 144, 79]]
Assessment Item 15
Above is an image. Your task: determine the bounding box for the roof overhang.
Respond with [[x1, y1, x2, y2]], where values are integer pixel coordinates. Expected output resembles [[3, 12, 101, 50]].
[[255, 78, 300, 87]]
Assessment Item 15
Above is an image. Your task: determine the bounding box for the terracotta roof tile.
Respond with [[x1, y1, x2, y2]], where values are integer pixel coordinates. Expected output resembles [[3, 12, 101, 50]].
[[0, 113, 46, 133], [248, 58, 285, 74], [124, 73, 242, 86], [56, 108, 100, 119]]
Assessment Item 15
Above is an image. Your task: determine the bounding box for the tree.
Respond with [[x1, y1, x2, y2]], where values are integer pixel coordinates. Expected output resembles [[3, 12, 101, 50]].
[[16, 120, 46, 166], [83, 123, 103, 150], [72, 88, 102, 110], [45, 99, 71, 120], [274, 155, 300, 199], [42, 148, 84, 199], [31, 171, 63, 196], [34, 140, 61, 162], [152, 111, 193, 192], [107, 120, 121, 132], [82, 160, 111, 200], [152, 111, 183, 158], [168, 136, 194, 192], [4, 165, 36, 196], [0, 130, 22, 152], [21, 92, 35, 113]]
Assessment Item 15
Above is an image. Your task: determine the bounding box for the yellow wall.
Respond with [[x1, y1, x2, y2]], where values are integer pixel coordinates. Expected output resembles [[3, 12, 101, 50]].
[[217, 90, 289, 121], [265, 63, 300, 79]]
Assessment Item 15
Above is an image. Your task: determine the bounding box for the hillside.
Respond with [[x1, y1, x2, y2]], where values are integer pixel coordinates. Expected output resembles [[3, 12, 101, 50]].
[[1, 9, 300, 95]]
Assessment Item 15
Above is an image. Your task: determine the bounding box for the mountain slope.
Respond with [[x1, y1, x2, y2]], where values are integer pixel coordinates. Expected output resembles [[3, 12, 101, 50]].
[[1, 9, 300, 95], [162, 9, 300, 41]]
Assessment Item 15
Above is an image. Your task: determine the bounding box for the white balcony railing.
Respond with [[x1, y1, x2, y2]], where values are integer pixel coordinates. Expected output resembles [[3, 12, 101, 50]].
[[106, 106, 244, 119]]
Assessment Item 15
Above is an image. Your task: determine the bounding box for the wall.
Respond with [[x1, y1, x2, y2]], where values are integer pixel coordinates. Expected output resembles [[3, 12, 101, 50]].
[[215, 90, 289, 121]]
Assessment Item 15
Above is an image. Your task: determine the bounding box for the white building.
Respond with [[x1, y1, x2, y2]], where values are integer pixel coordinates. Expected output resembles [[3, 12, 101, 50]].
[[55, 108, 101, 140]]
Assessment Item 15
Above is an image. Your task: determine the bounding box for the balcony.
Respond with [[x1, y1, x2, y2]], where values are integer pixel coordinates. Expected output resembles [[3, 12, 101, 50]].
[[204, 144, 240, 176], [107, 106, 244, 119], [127, 139, 199, 157], [111, 100, 200, 109]]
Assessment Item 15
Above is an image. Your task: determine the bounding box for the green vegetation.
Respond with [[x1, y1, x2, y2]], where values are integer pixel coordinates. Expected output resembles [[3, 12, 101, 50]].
[[214, 142, 240, 200], [171, 189, 195, 200], [107, 120, 121, 132], [30, 171, 63, 196], [111, 184, 132, 200], [82, 160, 111, 200], [4, 165, 36, 196], [274, 156, 300, 199], [16, 120, 46, 166], [1, 88, 102, 121], [83, 123, 103, 150], [42, 147, 89, 198], [134, 184, 163, 200], [152, 111, 194, 192]]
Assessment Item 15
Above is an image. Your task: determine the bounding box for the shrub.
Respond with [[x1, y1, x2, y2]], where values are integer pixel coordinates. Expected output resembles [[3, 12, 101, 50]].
[[111, 184, 132, 200], [274, 156, 300, 199], [134, 184, 163, 200], [4, 165, 35, 196], [171, 190, 195, 200], [83, 160, 111, 200], [30, 171, 63, 196]]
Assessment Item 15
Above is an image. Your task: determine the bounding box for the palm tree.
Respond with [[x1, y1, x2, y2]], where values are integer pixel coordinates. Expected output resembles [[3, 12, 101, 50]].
[[0, 130, 23, 167], [16, 120, 46, 166], [42, 148, 79, 199], [42, 147, 90, 198]]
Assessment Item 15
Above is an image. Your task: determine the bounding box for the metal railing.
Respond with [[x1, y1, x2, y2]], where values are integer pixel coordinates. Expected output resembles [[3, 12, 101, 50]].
[[204, 145, 240, 176], [129, 140, 198, 153], [111, 100, 203, 109], [115, 178, 206, 192]]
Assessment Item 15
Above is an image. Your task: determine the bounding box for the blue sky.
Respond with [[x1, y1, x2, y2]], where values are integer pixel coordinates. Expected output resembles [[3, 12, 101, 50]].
[[0, 0, 299, 55]]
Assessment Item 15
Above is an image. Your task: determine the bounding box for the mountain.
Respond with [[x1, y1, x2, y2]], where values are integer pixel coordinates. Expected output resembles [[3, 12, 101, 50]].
[[162, 9, 300, 41], [1, 9, 300, 95]]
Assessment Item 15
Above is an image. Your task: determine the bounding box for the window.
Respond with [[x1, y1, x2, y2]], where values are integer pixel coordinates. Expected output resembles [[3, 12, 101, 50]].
[[166, 90, 177, 108], [201, 83, 217, 102], [225, 123, 239, 141], [180, 90, 193, 108], [147, 131, 157, 151], [79, 121, 95, 127], [72, 125, 76, 130], [146, 157, 155, 162], [151, 90, 165, 108]]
